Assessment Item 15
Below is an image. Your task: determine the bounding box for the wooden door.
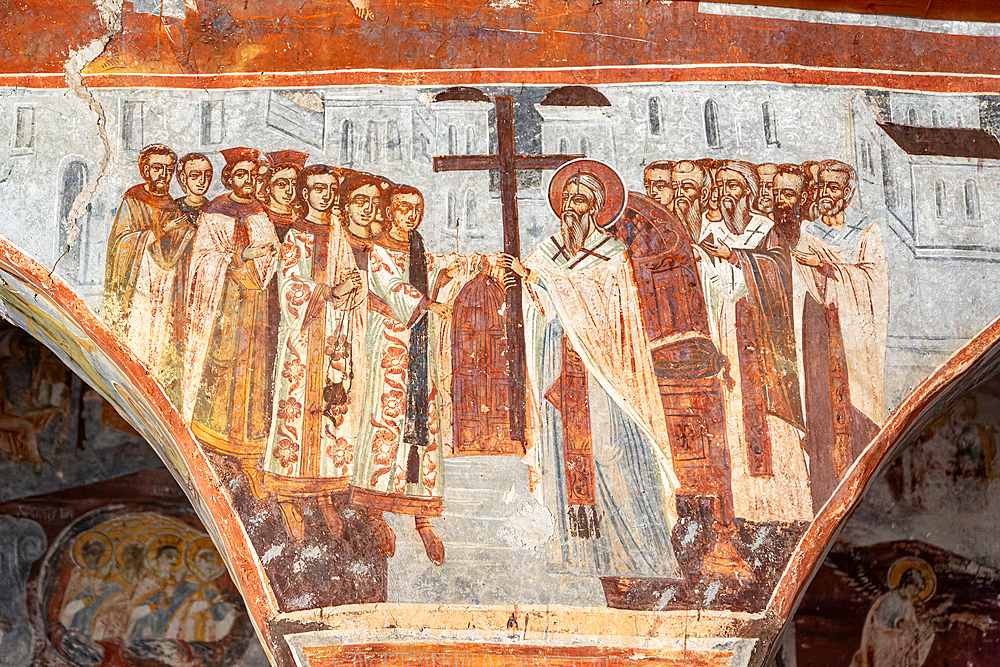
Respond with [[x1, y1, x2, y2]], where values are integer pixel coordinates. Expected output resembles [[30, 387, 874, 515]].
[[451, 273, 521, 455]]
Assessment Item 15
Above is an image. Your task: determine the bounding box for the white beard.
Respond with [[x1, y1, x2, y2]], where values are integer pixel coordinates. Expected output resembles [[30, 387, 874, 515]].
[[720, 195, 751, 235], [673, 197, 702, 240], [560, 209, 594, 256]]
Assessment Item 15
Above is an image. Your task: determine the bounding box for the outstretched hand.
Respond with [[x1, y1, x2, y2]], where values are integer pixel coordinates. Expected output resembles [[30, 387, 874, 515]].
[[701, 238, 732, 260], [500, 253, 527, 290], [791, 248, 823, 267], [242, 243, 277, 261], [349, 0, 375, 19], [428, 301, 453, 319]]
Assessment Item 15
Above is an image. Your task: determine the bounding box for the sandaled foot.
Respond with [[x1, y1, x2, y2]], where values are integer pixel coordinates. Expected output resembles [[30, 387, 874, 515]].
[[369, 510, 396, 558], [415, 517, 444, 566], [318, 496, 344, 540], [244, 463, 266, 500], [277, 500, 306, 542]]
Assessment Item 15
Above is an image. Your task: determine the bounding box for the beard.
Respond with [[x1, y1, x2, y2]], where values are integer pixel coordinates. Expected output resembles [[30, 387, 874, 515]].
[[809, 195, 845, 222], [673, 197, 702, 240], [233, 182, 255, 199], [148, 176, 170, 196], [758, 194, 774, 215], [560, 209, 592, 256], [772, 202, 801, 247], [720, 195, 751, 235]]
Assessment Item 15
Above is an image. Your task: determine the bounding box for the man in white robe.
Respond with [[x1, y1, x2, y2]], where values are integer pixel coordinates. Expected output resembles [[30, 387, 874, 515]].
[[702, 163, 813, 523], [792, 160, 888, 510], [263, 164, 362, 541], [504, 160, 681, 603], [183, 147, 279, 499], [350, 185, 457, 566]]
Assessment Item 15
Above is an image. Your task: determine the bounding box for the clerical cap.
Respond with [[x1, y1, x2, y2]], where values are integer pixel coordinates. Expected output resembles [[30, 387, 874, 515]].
[[220, 147, 261, 166], [266, 150, 309, 168]]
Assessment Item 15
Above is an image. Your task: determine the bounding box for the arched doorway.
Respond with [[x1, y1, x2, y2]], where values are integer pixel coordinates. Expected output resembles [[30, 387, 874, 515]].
[[450, 272, 520, 456]]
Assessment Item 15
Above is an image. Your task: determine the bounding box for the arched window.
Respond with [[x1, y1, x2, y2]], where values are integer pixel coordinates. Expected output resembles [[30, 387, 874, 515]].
[[365, 121, 379, 163], [881, 148, 897, 211], [762, 102, 779, 146], [935, 180, 946, 219], [57, 160, 89, 283], [579, 137, 590, 155], [447, 190, 459, 230], [907, 107, 918, 126], [965, 180, 980, 220], [559, 137, 570, 154], [386, 120, 401, 162], [121, 100, 144, 152], [704, 99, 721, 149], [648, 97, 661, 136], [932, 109, 941, 127], [859, 139, 869, 172], [465, 189, 477, 231], [465, 127, 475, 155], [340, 120, 354, 165], [413, 133, 430, 161], [448, 125, 458, 155]]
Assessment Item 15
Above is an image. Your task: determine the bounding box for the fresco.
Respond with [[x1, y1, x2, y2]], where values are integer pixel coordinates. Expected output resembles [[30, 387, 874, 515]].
[[792, 384, 1000, 667], [0, 468, 269, 667], [0, 321, 164, 502], [3, 2, 1000, 665]]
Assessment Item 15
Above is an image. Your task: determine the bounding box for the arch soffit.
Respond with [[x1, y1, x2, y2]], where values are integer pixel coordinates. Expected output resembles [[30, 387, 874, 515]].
[[0, 234, 280, 664]]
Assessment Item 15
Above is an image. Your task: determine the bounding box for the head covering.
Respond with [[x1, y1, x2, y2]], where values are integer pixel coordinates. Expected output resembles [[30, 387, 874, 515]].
[[267, 150, 309, 168], [719, 160, 761, 205], [220, 147, 261, 166], [547, 158, 626, 230]]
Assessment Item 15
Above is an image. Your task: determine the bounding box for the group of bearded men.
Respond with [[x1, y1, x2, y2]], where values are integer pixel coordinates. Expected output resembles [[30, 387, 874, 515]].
[[641, 158, 888, 521], [104, 145, 458, 566], [101, 142, 889, 578]]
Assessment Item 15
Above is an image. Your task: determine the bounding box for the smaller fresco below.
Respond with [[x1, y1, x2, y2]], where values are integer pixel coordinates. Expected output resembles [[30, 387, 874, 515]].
[[792, 385, 1000, 667], [42, 507, 260, 667]]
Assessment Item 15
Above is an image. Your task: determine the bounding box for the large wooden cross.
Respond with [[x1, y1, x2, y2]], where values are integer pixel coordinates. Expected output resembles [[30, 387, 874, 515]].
[[434, 95, 582, 443]]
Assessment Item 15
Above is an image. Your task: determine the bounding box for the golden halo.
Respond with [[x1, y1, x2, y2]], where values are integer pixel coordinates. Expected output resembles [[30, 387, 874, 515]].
[[114, 538, 147, 569], [71, 531, 113, 570], [144, 534, 186, 574], [547, 158, 627, 231], [185, 536, 226, 582], [888, 556, 936, 601]]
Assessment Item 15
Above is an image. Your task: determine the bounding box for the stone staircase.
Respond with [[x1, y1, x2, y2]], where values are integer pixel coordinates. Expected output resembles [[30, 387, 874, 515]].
[[384, 455, 605, 606]]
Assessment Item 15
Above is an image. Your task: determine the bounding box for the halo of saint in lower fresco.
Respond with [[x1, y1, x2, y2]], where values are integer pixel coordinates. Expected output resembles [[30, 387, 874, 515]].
[[41, 508, 257, 667]]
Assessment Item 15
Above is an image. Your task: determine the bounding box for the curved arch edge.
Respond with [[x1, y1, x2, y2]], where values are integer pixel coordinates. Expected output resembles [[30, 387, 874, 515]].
[[0, 233, 282, 663], [768, 309, 1000, 620]]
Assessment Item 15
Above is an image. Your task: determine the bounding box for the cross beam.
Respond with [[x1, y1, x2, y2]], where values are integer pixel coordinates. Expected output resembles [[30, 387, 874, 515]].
[[434, 95, 582, 444]]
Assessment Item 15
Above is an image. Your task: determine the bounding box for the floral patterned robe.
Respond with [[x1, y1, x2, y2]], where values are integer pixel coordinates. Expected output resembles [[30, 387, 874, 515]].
[[263, 219, 363, 498], [350, 237, 446, 517]]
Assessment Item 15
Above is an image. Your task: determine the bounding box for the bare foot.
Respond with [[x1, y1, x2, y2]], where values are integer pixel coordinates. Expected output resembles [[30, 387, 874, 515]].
[[369, 509, 396, 558], [415, 516, 444, 566]]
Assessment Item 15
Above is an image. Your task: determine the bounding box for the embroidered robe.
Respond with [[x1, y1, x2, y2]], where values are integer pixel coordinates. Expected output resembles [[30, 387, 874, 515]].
[[350, 234, 446, 517], [264, 218, 362, 497]]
